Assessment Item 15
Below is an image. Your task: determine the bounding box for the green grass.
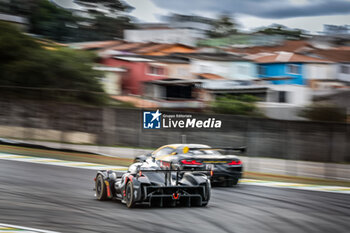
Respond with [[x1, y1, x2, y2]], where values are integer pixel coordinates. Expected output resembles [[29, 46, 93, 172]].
[[0, 144, 133, 167], [244, 171, 350, 187]]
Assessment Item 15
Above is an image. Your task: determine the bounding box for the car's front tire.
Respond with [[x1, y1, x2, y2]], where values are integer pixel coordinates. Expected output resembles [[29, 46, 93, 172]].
[[201, 181, 211, 207], [125, 182, 136, 208], [95, 174, 107, 201]]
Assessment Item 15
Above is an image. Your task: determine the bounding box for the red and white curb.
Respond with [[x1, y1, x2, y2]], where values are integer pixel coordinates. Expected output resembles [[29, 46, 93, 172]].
[[0, 223, 59, 233], [240, 179, 350, 194], [0, 153, 127, 171]]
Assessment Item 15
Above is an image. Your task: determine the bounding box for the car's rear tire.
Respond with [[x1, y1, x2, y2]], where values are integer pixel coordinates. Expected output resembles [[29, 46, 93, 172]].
[[226, 178, 239, 186], [125, 182, 135, 208], [95, 174, 107, 201]]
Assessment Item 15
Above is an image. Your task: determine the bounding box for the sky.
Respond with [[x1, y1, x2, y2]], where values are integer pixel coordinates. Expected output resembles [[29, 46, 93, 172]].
[[124, 0, 350, 34]]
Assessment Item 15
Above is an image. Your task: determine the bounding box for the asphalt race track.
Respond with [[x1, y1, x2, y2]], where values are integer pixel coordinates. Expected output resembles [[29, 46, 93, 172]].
[[0, 160, 350, 233]]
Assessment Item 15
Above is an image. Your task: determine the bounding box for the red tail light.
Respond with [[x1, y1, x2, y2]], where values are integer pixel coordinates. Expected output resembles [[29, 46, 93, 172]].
[[181, 160, 203, 165], [228, 160, 242, 165]]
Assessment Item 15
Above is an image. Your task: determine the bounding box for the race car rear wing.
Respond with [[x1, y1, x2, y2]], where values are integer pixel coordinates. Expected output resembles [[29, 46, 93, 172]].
[[136, 166, 212, 186], [188, 146, 246, 153]]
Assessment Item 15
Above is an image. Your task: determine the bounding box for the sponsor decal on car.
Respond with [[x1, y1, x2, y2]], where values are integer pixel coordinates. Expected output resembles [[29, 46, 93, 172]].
[[203, 161, 229, 163]]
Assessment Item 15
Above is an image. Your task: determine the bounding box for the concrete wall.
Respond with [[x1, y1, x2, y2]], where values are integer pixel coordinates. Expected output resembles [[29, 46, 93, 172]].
[[124, 29, 204, 47], [190, 60, 231, 78], [336, 63, 350, 82], [304, 63, 335, 80], [165, 63, 193, 80], [229, 62, 257, 80], [0, 100, 349, 162], [100, 71, 122, 95]]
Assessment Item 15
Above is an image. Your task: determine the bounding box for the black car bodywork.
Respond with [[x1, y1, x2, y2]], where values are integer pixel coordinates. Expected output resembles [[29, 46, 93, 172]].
[[135, 144, 244, 186], [94, 160, 211, 208]]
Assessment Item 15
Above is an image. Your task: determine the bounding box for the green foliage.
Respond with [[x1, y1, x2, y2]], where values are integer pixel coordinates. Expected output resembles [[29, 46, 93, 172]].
[[207, 14, 237, 38], [257, 24, 305, 39], [1, 0, 135, 42], [30, 0, 76, 41], [78, 0, 134, 12], [86, 15, 135, 40], [0, 22, 107, 105], [211, 95, 262, 116], [299, 103, 346, 122]]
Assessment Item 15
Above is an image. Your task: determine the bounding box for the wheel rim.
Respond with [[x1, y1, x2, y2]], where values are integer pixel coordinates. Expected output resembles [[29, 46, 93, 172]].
[[96, 178, 102, 196], [126, 185, 132, 204]]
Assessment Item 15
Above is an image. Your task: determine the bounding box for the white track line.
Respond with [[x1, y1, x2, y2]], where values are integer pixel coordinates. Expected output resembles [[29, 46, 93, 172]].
[[1, 153, 349, 194], [0, 223, 59, 233], [240, 179, 350, 194], [0, 153, 127, 171]]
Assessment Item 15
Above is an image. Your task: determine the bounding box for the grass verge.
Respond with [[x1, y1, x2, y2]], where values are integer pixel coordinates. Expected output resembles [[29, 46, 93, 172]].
[[244, 171, 350, 187]]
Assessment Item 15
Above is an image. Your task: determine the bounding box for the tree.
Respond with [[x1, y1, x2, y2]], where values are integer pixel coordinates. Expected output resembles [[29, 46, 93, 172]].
[[74, 0, 135, 41], [30, 0, 76, 41], [299, 103, 346, 122], [207, 14, 237, 38], [0, 22, 107, 104], [1, 0, 135, 42], [77, 0, 134, 12], [256, 24, 306, 39], [211, 95, 262, 116]]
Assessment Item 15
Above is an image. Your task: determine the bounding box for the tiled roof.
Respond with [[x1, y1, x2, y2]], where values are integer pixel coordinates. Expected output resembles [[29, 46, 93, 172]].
[[250, 52, 332, 63], [132, 43, 177, 53], [198, 73, 226, 80], [105, 42, 194, 54], [174, 53, 249, 61], [308, 49, 350, 62], [74, 40, 123, 50], [73, 40, 195, 55], [112, 55, 190, 64], [227, 40, 313, 54], [107, 42, 148, 51], [333, 46, 350, 51]]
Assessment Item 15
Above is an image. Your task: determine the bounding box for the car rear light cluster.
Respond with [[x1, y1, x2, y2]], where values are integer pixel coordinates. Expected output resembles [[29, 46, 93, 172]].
[[228, 160, 242, 165], [181, 160, 203, 165]]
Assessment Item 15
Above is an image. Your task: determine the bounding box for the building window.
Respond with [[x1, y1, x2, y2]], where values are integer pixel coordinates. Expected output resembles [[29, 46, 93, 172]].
[[340, 65, 350, 74], [258, 65, 266, 75], [278, 91, 287, 103], [287, 64, 300, 74], [148, 66, 164, 75]]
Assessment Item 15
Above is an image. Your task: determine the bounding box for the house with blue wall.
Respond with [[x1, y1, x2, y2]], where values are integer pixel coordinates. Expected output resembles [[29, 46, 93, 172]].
[[252, 52, 332, 85]]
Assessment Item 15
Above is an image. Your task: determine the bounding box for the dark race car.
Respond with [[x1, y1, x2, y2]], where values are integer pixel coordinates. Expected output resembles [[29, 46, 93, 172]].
[[94, 158, 211, 208], [134, 144, 245, 186]]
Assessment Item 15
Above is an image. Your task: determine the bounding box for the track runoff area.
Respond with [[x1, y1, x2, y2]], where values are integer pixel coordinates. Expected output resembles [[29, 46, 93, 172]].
[[0, 152, 349, 194]]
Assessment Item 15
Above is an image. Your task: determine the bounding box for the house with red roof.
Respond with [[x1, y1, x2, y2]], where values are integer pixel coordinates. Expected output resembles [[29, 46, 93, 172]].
[[101, 55, 191, 95], [305, 49, 350, 82]]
